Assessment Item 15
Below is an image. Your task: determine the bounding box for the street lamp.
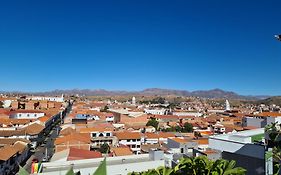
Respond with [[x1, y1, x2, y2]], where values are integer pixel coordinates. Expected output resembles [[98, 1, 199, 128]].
[[274, 34, 281, 41]]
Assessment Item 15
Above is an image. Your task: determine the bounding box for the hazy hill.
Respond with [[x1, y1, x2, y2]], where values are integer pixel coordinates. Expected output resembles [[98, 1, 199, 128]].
[[6, 88, 270, 100], [256, 96, 281, 106]]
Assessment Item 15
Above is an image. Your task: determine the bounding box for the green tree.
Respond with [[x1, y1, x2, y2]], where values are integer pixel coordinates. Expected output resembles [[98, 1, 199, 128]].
[[98, 143, 110, 154], [265, 122, 281, 174], [182, 122, 193, 133], [128, 156, 246, 175], [100, 105, 109, 112], [146, 118, 159, 130], [174, 156, 246, 175]]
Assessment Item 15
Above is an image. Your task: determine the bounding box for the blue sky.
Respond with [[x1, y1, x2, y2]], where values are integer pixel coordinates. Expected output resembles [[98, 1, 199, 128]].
[[0, 0, 280, 95]]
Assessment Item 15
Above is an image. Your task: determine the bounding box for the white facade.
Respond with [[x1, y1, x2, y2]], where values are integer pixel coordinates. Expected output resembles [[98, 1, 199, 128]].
[[91, 131, 113, 138], [106, 116, 114, 122], [209, 128, 265, 159], [2, 100, 12, 108], [119, 139, 141, 154], [29, 94, 64, 102], [172, 112, 202, 117], [144, 109, 167, 115], [9, 112, 45, 119], [132, 96, 136, 105]]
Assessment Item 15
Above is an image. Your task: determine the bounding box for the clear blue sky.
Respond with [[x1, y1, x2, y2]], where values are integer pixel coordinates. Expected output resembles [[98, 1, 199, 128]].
[[0, 0, 280, 95]]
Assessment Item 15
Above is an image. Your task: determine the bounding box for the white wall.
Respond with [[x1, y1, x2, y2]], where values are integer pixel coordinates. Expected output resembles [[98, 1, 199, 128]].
[[10, 112, 45, 119], [119, 139, 141, 153], [41, 155, 165, 175], [209, 137, 264, 159], [31, 96, 64, 102]]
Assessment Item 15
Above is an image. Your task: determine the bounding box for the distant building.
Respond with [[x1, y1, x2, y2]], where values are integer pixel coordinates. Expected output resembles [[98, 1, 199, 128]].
[[132, 96, 136, 105], [225, 100, 231, 111], [115, 132, 142, 154], [144, 109, 167, 115], [242, 112, 281, 128], [9, 110, 45, 119], [167, 138, 198, 155], [79, 128, 118, 149], [29, 94, 64, 102], [209, 128, 265, 175]]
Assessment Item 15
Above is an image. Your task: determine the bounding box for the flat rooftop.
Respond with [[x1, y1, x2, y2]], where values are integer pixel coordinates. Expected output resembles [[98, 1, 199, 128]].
[[41, 154, 156, 173], [209, 128, 264, 143]]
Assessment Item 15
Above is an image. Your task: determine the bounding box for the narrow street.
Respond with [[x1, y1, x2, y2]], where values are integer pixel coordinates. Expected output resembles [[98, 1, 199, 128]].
[[23, 123, 60, 173], [22, 102, 72, 173]]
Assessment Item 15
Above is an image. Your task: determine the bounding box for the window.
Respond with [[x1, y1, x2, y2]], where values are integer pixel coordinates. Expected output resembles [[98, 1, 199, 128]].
[[127, 139, 131, 142], [137, 145, 140, 148], [181, 148, 184, 153], [132, 139, 136, 142], [106, 133, 110, 137], [137, 139, 140, 142], [92, 133, 97, 137], [132, 145, 136, 148]]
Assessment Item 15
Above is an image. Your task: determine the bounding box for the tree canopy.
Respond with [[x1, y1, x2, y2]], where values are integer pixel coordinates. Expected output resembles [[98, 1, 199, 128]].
[[146, 118, 159, 130], [128, 156, 246, 175], [98, 143, 110, 154]]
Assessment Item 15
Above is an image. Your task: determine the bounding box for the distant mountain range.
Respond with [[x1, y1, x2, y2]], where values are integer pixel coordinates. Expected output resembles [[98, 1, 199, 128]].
[[256, 96, 281, 106], [2, 88, 271, 100]]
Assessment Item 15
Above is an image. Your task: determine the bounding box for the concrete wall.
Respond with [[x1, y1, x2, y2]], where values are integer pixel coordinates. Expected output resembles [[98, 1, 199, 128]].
[[41, 155, 164, 175], [209, 137, 265, 159], [242, 117, 264, 128], [222, 151, 265, 175]]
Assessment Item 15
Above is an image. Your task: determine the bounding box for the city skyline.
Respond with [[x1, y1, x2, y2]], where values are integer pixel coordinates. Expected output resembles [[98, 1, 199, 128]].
[[0, 1, 281, 95]]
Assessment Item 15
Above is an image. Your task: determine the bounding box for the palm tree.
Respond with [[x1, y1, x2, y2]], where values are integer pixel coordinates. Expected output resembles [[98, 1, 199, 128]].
[[129, 156, 246, 175], [265, 122, 281, 175]]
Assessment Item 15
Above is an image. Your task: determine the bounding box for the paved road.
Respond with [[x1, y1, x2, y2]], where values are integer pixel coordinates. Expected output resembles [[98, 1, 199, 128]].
[[23, 123, 60, 173], [21, 103, 73, 174]]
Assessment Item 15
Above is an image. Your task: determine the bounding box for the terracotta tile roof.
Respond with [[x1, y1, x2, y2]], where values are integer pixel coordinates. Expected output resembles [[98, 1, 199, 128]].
[[194, 138, 209, 145], [0, 118, 33, 125], [203, 149, 218, 155], [67, 148, 102, 161], [0, 109, 11, 115], [171, 138, 189, 143], [111, 147, 133, 156], [24, 123, 45, 135], [0, 130, 26, 137], [0, 141, 28, 161], [257, 112, 281, 117], [198, 130, 213, 136], [243, 126, 258, 130], [158, 132, 175, 138], [145, 132, 175, 139], [144, 133, 159, 139], [0, 146, 17, 161], [9, 109, 45, 114], [60, 127, 76, 136], [0, 138, 30, 145], [55, 133, 91, 145], [115, 132, 141, 140], [80, 127, 114, 133], [38, 116, 51, 123], [13, 141, 28, 153]]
